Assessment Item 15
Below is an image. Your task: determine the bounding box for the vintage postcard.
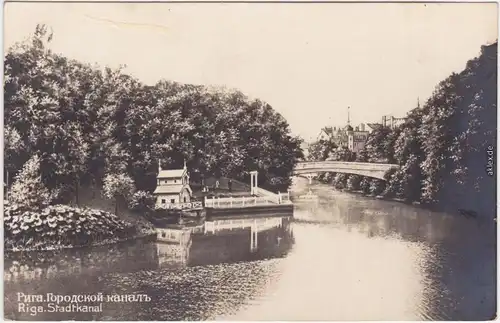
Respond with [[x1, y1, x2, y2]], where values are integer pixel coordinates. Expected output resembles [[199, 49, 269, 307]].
[[3, 2, 497, 321]]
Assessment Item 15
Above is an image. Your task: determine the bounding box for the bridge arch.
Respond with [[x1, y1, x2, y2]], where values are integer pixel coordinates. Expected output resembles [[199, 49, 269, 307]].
[[293, 161, 400, 181]]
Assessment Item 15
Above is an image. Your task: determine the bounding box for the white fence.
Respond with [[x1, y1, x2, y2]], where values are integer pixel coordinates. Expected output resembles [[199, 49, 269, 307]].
[[204, 188, 292, 209], [204, 217, 283, 233], [155, 201, 204, 210], [156, 228, 192, 244], [204, 196, 275, 208], [255, 187, 292, 204]]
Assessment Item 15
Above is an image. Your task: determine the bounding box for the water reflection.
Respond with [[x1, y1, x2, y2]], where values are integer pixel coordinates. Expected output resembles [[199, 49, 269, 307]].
[[285, 184, 496, 321], [4, 215, 294, 321], [4, 180, 496, 321], [154, 216, 294, 268]]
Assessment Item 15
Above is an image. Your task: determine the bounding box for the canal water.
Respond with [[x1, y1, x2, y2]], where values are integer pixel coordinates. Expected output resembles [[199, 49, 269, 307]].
[[4, 179, 496, 321]]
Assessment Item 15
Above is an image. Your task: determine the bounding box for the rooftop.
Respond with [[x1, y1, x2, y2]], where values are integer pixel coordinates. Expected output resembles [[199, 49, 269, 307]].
[[158, 168, 187, 178], [366, 123, 383, 130], [153, 185, 185, 194]]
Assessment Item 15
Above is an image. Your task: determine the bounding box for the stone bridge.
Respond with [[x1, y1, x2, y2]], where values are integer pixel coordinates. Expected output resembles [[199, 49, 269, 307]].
[[294, 161, 400, 181]]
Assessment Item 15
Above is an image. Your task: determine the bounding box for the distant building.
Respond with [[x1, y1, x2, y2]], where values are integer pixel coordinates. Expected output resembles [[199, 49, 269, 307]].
[[315, 110, 407, 156], [315, 124, 369, 153], [316, 126, 348, 146], [364, 123, 383, 133], [316, 127, 334, 141], [315, 107, 371, 153], [153, 161, 193, 207], [347, 125, 369, 153], [382, 115, 407, 129]]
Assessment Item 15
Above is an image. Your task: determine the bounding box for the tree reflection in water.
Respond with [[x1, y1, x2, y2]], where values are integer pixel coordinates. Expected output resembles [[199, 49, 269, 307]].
[[4, 184, 496, 321], [4, 216, 295, 321]]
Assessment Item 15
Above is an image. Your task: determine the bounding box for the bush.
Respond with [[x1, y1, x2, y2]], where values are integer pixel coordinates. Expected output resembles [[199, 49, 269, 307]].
[[102, 173, 135, 214], [360, 177, 371, 194], [346, 175, 362, 191], [4, 204, 137, 251], [9, 155, 52, 209], [333, 173, 348, 190], [128, 191, 155, 213], [369, 179, 386, 196], [381, 168, 400, 198]]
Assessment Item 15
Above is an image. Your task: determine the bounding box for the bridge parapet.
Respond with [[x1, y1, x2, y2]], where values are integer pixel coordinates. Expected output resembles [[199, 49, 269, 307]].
[[294, 161, 400, 180], [296, 161, 399, 171]]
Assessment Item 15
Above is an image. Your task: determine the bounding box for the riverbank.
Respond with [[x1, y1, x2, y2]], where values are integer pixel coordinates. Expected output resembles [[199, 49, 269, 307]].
[[312, 183, 488, 219], [4, 203, 157, 253], [305, 181, 416, 205], [347, 189, 420, 206]]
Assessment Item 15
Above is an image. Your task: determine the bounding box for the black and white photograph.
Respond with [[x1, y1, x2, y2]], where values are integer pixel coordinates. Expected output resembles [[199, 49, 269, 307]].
[[3, 2, 498, 321]]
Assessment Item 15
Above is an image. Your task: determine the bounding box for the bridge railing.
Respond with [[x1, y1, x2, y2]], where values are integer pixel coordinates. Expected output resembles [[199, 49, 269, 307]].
[[295, 161, 399, 169]]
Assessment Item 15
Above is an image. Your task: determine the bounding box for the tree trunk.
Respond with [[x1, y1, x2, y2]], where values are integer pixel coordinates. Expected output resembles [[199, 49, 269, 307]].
[[75, 178, 80, 205], [6, 170, 9, 201], [115, 198, 118, 215], [92, 177, 96, 199]]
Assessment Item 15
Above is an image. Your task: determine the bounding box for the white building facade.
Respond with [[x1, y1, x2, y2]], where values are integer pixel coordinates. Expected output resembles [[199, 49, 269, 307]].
[[153, 162, 193, 207]]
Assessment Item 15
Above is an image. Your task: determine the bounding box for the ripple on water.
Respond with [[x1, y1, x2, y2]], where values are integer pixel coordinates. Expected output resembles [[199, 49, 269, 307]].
[[4, 184, 496, 321], [98, 259, 285, 321]]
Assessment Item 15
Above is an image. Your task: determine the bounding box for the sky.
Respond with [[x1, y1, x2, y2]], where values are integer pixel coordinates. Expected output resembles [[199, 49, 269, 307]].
[[4, 2, 498, 140]]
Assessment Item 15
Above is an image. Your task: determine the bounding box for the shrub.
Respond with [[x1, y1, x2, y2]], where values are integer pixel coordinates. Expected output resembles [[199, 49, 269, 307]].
[[102, 173, 135, 214], [4, 204, 137, 251], [369, 179, 386, 196], [9, 155, 51, 209], [333, 173, 348, 190], [346, 175, 362, 191], [128, 191, 155, 212], [360, 177, 371, 194]]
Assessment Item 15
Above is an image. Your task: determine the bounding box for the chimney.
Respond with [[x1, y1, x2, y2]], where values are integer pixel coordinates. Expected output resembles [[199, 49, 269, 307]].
[[360, 123, 365, 131]]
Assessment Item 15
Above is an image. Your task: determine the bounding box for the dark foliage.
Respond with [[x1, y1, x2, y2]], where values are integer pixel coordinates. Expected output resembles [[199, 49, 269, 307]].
[[4, 25, 304, 203]]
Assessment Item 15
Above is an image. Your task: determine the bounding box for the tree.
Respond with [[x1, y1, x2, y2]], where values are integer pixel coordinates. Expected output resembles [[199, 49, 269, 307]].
[[308, 139, 337, 161], [364, 127, 396, 163], [381, 168, 400, 198], [4, 126, 24, 197], [9, 155, 51, 209], [419, 73, 463, 205], [360, 177, 371, 194], [369, 179, 386, 196], [330, 146, 355, 162], [355, 149, 369, 162], [306, 42, 496, 215], [102, 173, 135, 215], [346, 175, 362, 191], [5, 26, 303, 203], [332, 173, 348, 190], [128, 190, 155, 213]]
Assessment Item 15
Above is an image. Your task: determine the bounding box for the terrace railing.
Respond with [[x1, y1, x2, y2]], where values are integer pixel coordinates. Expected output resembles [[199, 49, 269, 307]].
[[204, 189, 292, 209], [155, 201, 204, 210]]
